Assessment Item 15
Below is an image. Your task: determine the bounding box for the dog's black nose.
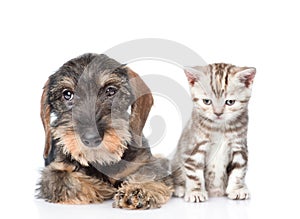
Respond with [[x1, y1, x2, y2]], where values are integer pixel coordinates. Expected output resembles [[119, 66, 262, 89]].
[[81, 130, 102, 147]]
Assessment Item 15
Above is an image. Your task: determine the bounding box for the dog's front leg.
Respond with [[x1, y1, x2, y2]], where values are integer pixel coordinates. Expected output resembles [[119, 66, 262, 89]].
[[37, 162, 116, 204]]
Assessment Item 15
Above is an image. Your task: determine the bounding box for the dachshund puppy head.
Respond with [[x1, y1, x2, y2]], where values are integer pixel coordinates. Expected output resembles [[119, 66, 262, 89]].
[[41, 54, 153, 166]]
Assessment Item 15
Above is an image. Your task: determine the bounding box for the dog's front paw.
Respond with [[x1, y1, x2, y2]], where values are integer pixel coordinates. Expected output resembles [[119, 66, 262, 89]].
[[113, 183, 153, 210], [113, 181, 172, 210], [226, 187, 250, 200], [184, 190, 208, 202]]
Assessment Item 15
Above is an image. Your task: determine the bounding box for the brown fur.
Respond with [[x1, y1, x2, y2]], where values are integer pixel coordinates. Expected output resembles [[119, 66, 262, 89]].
[[40, 79, 51, 159], [103, 129, 125, 154], [113, 181, 173, 209], [38, 162, 116, 204], [59, 130, 89, 166], [127, 68, 154, 146], [37, 54, 172, 209]]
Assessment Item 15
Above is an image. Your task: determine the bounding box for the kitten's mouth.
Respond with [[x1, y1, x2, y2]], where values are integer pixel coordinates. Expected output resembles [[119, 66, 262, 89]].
[[214, 116, 224, 122]]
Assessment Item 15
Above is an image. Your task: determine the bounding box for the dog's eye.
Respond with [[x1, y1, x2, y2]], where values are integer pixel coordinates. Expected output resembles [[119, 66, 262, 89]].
[[105, 86, 117, 97], [62, 89, 74, 101]]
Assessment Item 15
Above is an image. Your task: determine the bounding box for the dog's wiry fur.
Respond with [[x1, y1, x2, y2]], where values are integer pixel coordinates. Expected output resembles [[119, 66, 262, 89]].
[[37, 53, 173, 209]]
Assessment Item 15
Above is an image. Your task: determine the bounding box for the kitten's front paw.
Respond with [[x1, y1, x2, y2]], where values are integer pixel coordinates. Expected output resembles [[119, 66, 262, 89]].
[[226, 187, 250, 200], [184, 190, 208, 202]]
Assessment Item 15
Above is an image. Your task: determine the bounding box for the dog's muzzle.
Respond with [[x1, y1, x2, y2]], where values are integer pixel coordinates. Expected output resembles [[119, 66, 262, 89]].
[[80, 127, 102, 147]]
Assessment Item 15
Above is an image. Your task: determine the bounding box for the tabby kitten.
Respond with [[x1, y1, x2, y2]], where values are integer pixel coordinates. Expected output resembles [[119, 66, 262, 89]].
[[171, 63, 256, 202]]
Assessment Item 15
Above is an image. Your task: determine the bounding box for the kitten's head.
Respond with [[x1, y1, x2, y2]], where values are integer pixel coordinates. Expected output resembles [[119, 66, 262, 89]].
[[184, 63, 256, 123]]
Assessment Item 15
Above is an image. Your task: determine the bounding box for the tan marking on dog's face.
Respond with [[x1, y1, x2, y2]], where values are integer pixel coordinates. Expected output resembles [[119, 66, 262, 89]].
[[58, 130, 89, 166], [103, 129, 123, 154], [98, 71, 126, 88], [54, 123, 130, 166], [60, 78, 76, 91]]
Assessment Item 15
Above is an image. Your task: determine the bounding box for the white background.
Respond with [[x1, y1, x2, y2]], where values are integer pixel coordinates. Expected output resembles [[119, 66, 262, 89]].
[[1, 0, 299, 218]]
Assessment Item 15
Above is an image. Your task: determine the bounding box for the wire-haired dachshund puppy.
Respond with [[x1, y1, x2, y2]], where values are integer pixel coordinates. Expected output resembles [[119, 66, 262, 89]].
[[37, 53, 173, 209]]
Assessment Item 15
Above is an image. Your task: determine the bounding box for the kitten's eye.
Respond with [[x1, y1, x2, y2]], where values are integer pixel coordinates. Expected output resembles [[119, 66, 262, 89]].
[[62, 89, 74, 101], [202, 99, 212, 105], [105, 86, 118, 97], [225, 100, 235, 106]]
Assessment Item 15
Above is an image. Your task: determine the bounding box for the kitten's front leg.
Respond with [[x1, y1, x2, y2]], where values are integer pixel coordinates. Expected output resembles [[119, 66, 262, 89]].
[[184, 141, 209, 202], [226, 147, 250, 200]]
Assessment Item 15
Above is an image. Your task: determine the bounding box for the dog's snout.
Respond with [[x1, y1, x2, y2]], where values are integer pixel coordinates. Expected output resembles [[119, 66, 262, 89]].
[[81, 129, 102, 147]]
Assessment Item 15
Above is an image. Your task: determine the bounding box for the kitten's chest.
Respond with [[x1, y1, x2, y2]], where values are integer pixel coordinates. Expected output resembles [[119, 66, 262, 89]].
[[204, 132, 232, 195], [206, 132, 231, 168]]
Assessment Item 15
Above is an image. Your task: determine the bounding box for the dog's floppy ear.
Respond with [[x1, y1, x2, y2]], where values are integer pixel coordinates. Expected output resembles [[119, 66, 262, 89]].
[[127, 68, 153, 146], [40, 79, 52, 159]]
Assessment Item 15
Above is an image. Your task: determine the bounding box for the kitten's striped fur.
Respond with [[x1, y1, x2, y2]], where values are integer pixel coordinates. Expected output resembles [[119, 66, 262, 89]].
[[171, 63, 256, 202]]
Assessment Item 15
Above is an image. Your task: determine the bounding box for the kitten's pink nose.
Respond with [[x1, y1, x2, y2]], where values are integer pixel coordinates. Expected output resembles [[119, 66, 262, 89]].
[[214, 112, 223, 117]]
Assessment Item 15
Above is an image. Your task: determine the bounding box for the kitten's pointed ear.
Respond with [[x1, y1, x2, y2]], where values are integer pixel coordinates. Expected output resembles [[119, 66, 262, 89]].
[[236, 67, 256, 88], [184, 69, 196, 86], [40, 79, 52, 159], [184, 66, 205, 86], [127, 68, 153, 146]]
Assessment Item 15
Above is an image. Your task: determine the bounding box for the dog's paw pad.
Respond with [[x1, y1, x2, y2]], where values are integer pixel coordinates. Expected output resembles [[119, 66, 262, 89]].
[[184, 190, 208, 202], [227, 187, 250, 200]]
